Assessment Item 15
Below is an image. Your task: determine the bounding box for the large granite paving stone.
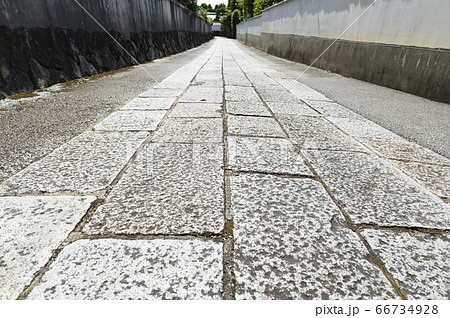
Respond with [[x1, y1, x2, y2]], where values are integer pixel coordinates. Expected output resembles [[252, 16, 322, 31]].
[[227, 136, 313, 176], [276, 114, 366, 152], [169, 103, 222, 118], [152, 118, 222, 143], [267, 102, 319, 116], [179, 87, 223, 104], [139, 88, 184, 98], [121, 97, 176, 110], [0, 196, 95, 299], [358, 138, 450, 165], [224, 76, 251, 87], [257, 88, 301, 103], [390, 161, 450, 198], [305, 101, 363, 119], [362, 230, 450, 299], [85, 143, 224, 235], [225, 86, 260, 103], [328, 117, 405, 141], [226, 100, 270, 116], [303, 150, 450, 229], [0, 132, 148, 194], [93, 110, 166, 131], [27, 239, 223, 300], [231, 174, 397, 299], [227, 116, 285, 138]]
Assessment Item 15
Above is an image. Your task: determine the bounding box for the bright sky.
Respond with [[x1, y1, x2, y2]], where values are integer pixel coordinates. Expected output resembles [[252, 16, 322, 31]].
[[199, 0, 227, 7]]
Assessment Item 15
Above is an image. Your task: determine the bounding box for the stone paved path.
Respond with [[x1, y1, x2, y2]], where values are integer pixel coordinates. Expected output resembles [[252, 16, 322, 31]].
[[1, 38, 449, 300]]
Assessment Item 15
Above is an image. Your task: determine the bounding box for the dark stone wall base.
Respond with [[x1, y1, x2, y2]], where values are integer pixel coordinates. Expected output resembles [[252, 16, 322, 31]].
[[237, 32, 450, 103], [0, 27, 213, 99]]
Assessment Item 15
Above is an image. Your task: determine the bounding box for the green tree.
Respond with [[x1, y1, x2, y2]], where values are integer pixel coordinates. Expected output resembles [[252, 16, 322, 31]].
[[228, 0, 237, 11], [231, 9, 241, 38], [253, 0, 262, 16], [221, 13, 232, 37], [176, 0, 198, 12], [215, 5, 227, 21], [243, 0, 254, 19]]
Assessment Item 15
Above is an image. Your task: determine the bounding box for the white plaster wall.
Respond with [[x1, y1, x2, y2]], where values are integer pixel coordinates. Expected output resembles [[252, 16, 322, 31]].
[[238, 0, 450, 49]]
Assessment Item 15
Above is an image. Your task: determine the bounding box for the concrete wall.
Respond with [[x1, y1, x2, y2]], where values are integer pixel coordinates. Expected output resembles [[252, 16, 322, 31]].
[[0, 0, 212, 98], [237, 0, 450, 103]]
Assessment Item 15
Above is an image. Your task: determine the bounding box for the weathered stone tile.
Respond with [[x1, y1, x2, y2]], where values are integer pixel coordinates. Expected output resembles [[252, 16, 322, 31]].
[[154, 79, 192, 89], [303, 150, 450, 229], [305, 101, 363, 119], [227, 136, 313, 176], [224, 76, 251, 87], [93, 110, 166, 131], [246, 75, 279, 88], [152, 118, 222, 143], [85, 143, 224, 235], [169, 103, 222, 118], [192, 79, 223, 87], [226, 100, 270, 116], [231, 174, 397, 299], [139, 88, 184, 98], [179, 87, 223, 103], [27, 239, 223, 300], [193, 73, 223, 87], [267, 102, 319, 116], [284, 84, 332, 102], [225, 86, 260, 102], [227, 115, 285, 138], [121, 97, 176, 110], [0, 132, 148, 194], [362, 230, 450, 299], [257, 89, 300, 103], [390, 161, 450, 198], [0, 196, 95, 299], [276, 114, 366, 151], [359, 138, 450, 165], [328, 117, 405, 141]]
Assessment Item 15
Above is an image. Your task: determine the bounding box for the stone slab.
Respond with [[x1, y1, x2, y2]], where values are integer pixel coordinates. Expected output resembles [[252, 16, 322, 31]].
[[303, 150, 450, 229], [227, 136, 313, 176], [193, 74, 223, 87], [27, 239, 223, 300], [328, 117, 405, 141], [84, 143, 224, 235], [139, 88, 184, 98], [257, 88, 301, 103], [223, 76, 252, 87], [226, 100, 271, 116], [231, 174, 397, 299], [152, 118, 222, 143], [267, 102, 319, 116], [276, 114, 367, 151], [289, 88, 333, 102], [121, 97, 176, 110], [359, 138, 450, 165], [227, 116, 286, 138], [305, 100, 363, 119], [362, 230, 450, 299], [225, 86, 260, 103], [169, 103, 222, 118], [179, 87, 223, 104], [390, 161, 450, 198], [0, 196, 95, 299], [93, 110, 166, 131], [0, 132, 149, 194]]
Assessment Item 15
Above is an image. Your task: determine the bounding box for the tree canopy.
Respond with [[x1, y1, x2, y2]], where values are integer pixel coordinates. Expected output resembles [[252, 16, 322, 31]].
[[220, 0, 284, 38]]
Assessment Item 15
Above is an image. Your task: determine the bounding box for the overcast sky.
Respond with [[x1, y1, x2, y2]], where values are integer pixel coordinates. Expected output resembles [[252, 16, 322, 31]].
[[199, 0, 227, 7]]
